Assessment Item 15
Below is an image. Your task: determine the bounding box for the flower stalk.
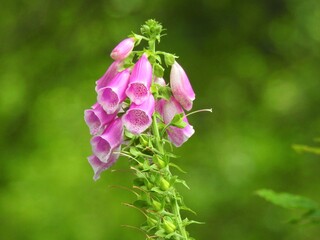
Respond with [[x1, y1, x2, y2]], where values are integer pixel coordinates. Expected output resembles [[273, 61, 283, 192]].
[[84, 19, 209, 240]]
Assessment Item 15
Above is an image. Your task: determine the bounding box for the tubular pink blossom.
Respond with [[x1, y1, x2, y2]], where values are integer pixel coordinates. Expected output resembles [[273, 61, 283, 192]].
[[84, 103, 118, 136], [110, 38, 135, 61], [95, 61, 122, 91], [90, 118, 124, 162], [170, 61, 195, 111], [160, 97, 195, 147], [126, 54, 152, 105], [97, 69, 131, 114], [154, 77, 166, 86], [123, 94, 155, 134], [87, 146, 120, 181]]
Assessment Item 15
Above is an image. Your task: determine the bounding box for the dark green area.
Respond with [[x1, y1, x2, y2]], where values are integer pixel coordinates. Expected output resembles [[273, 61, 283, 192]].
[[1, 0, 320, 239]]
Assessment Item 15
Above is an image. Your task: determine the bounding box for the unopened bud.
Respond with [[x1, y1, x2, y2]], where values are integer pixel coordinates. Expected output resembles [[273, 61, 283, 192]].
[[147, 217, 158, 227], [152, 199, 162, 211], [153, 155, 166, 169], [163, 219, 176, 233], [159, 177, 170, 191]]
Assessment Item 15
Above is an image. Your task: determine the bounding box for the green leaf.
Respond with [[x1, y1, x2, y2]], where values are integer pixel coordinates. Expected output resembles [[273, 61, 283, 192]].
[[133, 178, 144, 186], [180, 206, 197, 215], [164, 53, 176, 67], [169, 163, 187, 173], [155, 229, 166, 237], [256, 189, 318, 210], [158, 85, 171, 100], [292, 144, 320, 155], [129, 147, 141, 157], [182, 218, 205, 226], [176, 179, 190, 190], [125, 130, 135, 139], [154, 63, 164, 77], [133, 200, 149, 208], [170, 113, 187, 128]]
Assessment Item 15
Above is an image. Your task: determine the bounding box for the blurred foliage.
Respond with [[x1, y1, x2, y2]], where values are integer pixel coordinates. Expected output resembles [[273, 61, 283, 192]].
[[1, 0, 320, 240], [257, 189, 320, 225], [257, 141, 320, 225]]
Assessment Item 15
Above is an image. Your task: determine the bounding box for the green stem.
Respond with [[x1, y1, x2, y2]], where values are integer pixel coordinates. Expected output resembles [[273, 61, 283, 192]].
[[173, 191, 189, 239], [152, 114, 163, 154]]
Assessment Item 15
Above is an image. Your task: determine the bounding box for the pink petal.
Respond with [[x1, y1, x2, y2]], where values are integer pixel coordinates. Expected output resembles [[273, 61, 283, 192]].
[[84, 103, 118, 135], [170, 61, 195, 111], [95, 61, 122, 91], [97, 69, 130, 114], [110, 38, 135, 61], [88, 146, 121, 181], [126, 54, 152, 105], [123, 94, 155, 134], [154, 77, 166, 86], [161, 97, 195, 147], [90, 118, 124, 162]]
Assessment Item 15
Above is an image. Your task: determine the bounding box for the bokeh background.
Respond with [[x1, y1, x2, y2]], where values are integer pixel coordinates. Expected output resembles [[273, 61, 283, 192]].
[[1, 0, 320, 239]]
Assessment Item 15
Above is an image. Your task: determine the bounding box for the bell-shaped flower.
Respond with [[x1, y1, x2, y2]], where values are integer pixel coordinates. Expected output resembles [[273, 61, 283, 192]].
[[87, 146, 121, 181], [123, 94, 155, 134], [126, 54, 152, 105], [110, 38, 135, 61], [95, 61, 122, 91], [170, 61, 195, 111], [97, 68, 130, 114], [84, 103, 118, 136], [90, 118, 124, 162], [160, 97, 195, 147]]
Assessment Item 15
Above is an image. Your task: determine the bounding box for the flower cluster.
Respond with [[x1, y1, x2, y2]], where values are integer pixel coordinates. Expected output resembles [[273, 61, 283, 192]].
[[84, 29, 195, 181]]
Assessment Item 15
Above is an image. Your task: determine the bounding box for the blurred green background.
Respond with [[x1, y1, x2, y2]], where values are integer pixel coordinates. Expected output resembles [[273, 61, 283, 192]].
[[1, 0, 320, 239]]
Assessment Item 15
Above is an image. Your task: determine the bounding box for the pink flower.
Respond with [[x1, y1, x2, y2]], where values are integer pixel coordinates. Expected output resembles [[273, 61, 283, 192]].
[[87, 146, 121, 181], [170, 61, 195, 111], [97, 69, 131, 114], [110, 38, 135, 61], [123, 94, 155, 134], [159, 97, 194, 147], [84, 103, 118, 136], [126, 54, 152, 105], [90, 118, 124, 162], [95, 61, 122, 91], [154, 77, 166, 86]]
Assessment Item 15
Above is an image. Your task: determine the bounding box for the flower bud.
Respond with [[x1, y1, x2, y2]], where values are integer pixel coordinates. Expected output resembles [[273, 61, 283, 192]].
[[152, 199, 162, 211], [147, 217, 158, 227], [170, 61, 195, 111], [159, 176, 170, 191], [97, 69, 131, 114], [122, 94, 155, 135], [163, 218, 176, 233], [90, 118, 124, 162], [126, 54, 152, 105], [110, 37, 135, 61], [153, 155, 166, 169]]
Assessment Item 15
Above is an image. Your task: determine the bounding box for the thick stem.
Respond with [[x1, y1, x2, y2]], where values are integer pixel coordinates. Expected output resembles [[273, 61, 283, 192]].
[[173, 192, 189, 239]]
